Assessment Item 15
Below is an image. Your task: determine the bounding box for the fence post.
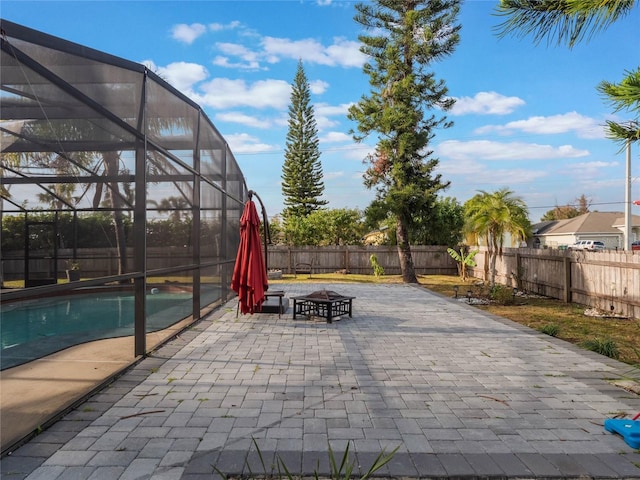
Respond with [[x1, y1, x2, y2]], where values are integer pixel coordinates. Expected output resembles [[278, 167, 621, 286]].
[[563, 256, 572, 303]]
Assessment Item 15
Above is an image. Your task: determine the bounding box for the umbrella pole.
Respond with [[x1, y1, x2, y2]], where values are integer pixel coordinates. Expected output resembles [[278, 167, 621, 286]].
[[248, 190, 270, 272]]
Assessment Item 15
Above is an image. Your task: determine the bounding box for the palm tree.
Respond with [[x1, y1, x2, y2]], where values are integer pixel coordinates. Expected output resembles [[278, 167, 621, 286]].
[[149, 196, 190, 223], [464, 188, 531, 285]]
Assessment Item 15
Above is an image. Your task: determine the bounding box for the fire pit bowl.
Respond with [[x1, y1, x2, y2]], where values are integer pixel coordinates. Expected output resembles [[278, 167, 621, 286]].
[[291, 290, 355, 323]]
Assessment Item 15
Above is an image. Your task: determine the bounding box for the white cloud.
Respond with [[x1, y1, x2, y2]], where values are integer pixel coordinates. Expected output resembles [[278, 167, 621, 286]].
[[225, 133, 280, 154], [310, 80, 329, 95], [171, 23, 207, 44], [141, 60, 158, 71], [572, 160, 618, 169], [471, 168, 547, 185], [215, 112, 272, 129], [314, 102, 353, 130], [306, 102, 351, 131], [143, 61, 209, 94], [172, 23, 365, 73], [209, 21, 241, 32], [261, 36, 366, 67], [561, 160, 619, 180], [196, 78, 291, 109], [474, 111, 605, 139], [325, 38, 367, 68], [315, 116, 339, 130], [436, 139, 589, 161], [171, 21, 244, 46], [262, 37, 330, 64], [212, 56, 262, 70], [450, 91, 525, 115], [213, 43, 262, 70], [437, 158, 549, 187], [217, 42, 257, 59], [324, 171, 345, 180], [320, 131, 352, 143], [272, 114, 290, 128], [315, 102, 352, 117], [343, 143, 374, 161]]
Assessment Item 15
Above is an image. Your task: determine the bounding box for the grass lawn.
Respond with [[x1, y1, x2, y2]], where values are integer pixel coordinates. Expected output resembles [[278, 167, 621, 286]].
[[273, 272, 640, 368]]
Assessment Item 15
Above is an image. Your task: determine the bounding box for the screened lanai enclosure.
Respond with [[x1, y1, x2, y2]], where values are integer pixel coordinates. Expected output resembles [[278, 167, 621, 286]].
[[0, 19, 249, 365]]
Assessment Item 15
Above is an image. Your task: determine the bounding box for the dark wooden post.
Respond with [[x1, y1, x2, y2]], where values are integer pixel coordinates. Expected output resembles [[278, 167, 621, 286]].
[[563, 256, 572, 303]]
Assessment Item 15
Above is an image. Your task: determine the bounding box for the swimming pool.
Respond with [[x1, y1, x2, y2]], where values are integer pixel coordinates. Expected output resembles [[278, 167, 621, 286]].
[[1, 290, 194, 370]]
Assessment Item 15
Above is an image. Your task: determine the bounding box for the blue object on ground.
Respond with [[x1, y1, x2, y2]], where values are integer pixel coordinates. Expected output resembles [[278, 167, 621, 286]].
[[604, 418, 640, 449]]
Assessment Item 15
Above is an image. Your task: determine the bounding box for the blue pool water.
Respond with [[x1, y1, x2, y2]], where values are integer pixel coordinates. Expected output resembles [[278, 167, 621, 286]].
[[1, 290, 194, 370]]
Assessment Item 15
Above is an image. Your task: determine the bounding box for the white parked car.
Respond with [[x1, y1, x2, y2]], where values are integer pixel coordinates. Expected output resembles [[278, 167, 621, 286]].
[[570, 240, 605, 251]]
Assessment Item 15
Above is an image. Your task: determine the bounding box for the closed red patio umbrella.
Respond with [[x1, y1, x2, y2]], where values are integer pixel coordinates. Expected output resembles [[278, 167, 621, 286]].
[[231, 198, 269, 314]]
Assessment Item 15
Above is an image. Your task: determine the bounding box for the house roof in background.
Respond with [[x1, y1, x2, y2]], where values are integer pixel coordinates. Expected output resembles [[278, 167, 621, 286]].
[[531, 221, 557, 235], [612, 215, 640, 228], [533, 212, 640, 236]]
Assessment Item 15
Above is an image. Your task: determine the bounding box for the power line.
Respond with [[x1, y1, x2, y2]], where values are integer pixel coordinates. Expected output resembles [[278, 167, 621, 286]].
[[527, 201, 630, 210]]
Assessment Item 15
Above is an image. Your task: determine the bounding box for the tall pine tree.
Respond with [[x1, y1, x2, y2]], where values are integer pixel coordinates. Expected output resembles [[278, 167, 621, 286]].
[[348, 0, 461, 283], [281, 60, 327, 220]]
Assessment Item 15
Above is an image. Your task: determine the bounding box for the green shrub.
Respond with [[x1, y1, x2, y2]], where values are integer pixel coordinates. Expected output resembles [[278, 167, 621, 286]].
[[369, 254, 384, 277], [539, 323, 560, 337], [580, 338, 620, 359], [490, 285, 515, 305]]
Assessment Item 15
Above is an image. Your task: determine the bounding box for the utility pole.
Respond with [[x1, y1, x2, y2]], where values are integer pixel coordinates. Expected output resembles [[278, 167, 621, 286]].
[[624, 139, 632, 250]]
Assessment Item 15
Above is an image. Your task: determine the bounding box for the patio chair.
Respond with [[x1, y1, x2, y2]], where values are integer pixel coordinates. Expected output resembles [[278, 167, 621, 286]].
[[294, 261, 313, 278]]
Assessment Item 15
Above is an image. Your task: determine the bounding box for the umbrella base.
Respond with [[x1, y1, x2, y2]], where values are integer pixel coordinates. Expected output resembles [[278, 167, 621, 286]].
[[259, 291, 289, 318]]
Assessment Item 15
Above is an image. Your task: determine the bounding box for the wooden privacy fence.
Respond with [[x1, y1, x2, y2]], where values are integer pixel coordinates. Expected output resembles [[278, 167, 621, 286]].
[[467, 247, 640, 320], [266, 245, 457, 276], [1, 247, 198, 280]]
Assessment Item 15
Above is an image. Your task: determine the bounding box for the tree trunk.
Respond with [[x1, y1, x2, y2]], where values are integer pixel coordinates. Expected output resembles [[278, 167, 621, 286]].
[[489, 236, 498, 285], [396, 217, 418, 283], [104, 151, 128, 276]]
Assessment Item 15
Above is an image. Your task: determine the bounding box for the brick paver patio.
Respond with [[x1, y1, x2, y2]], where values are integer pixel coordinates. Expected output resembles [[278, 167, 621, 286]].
[[2, 283, 640, 479]]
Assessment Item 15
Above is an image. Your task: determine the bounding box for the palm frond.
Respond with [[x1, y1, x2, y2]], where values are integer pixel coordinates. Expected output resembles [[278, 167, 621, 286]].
[[598, 68, 640, 114], [494, 0, 637, 47], [603, 120, 640, 144]]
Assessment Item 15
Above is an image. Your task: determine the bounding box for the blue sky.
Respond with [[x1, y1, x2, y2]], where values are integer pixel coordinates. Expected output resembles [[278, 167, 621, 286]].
[[2, 0, 639, 222]]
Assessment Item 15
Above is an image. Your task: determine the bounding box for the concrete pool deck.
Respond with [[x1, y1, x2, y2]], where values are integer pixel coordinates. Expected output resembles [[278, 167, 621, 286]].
[[0, 314, 199, 453], [2, 282, 640, 479]]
